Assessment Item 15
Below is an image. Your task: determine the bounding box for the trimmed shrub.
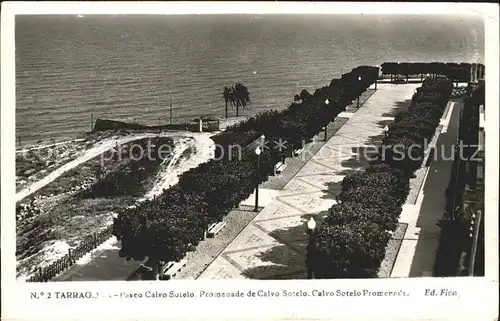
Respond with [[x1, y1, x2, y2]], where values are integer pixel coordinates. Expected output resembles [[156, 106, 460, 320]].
[[325, 202, 400, 232], [341, 171, 409, 206], [308, 221, 391, 278]]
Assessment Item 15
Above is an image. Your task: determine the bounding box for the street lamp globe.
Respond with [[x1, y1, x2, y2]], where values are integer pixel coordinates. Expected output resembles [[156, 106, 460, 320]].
[[358, 76, 362, 81], [307, 217, 316, 231], [255, 146, 261, 155], [383, 125, 389, 133], [325, 98, 329, 105]]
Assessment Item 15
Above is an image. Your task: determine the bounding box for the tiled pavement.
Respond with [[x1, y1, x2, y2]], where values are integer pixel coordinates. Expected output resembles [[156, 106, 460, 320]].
[[198, 83, 421, 279]]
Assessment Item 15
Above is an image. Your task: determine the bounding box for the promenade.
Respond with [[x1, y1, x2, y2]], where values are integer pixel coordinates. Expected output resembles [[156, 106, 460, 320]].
[[198, 83, 420, 279], [52, 83, 429, 281]]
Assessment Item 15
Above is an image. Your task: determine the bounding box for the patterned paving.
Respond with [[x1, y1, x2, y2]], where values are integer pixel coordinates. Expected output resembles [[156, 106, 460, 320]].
[[198, 84, 421, 280]]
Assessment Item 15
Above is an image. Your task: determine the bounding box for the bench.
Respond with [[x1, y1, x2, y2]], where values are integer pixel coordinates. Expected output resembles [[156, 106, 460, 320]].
[[293, 148, 303, 156], [273, 161, 288, 175], [274, 161, 283, 172], [159, 259, 187, 280], [206, 221, 227, 238]]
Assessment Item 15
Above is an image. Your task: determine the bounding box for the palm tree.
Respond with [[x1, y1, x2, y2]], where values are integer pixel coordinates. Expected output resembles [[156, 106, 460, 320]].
[[223, 87, 232, 118], [232, 82, 251, 117]]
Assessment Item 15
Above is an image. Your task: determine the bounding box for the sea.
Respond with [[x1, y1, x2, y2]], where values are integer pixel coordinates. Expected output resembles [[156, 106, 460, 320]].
[[15, 14, 484, 146]]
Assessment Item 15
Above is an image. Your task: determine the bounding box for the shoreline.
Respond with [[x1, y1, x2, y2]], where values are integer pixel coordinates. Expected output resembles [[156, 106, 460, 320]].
[[15, 115, 249, 151]]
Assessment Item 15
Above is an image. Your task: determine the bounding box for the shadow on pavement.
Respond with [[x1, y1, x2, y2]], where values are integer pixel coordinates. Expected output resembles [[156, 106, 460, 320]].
[[241, 210, 330, 280], [320, 169, 354, 200], [381, 99, 412, 118]]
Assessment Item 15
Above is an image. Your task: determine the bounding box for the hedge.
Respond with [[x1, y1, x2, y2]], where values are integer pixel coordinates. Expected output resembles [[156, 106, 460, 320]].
[[307, 76, 453, 278], [380, 62, 484, 84], [341, 171, 409, 206], [307, 221, 392, 278], [113, 66, 380, 263]]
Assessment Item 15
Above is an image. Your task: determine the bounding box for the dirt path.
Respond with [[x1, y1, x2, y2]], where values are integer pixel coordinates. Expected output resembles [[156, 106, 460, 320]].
[[15, 132, 192, 203], [144, 133, 215, 200]]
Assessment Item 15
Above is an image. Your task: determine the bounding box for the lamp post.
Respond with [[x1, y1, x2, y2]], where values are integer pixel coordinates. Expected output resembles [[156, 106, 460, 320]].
[[357, 76, 362, 108], [396, 61, 400, 82], [306, 216, 317, 279], [383, 125, 389, 139], [254, 143, 263, 212], [324, 99, 329, 141], [169, 91, 173, 125]]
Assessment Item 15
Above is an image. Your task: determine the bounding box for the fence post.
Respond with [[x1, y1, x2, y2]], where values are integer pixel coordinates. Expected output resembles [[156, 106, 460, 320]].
[[68, 248, 73, 264], [38, 267, 43, 281], [93, 232, 98, 247]]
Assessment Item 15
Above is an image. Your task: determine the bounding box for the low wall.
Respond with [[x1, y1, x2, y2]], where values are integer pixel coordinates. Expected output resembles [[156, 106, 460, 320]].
[[93, 118, 220, 133]]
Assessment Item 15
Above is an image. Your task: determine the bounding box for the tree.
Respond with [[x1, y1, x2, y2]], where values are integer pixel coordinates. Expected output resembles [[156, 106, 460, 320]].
[[232, 82, 251, 117], [294, 89, 312, 102], [381, 62, 398, 82], [223, 86, 233, 119], [399, 62, 410, 83]]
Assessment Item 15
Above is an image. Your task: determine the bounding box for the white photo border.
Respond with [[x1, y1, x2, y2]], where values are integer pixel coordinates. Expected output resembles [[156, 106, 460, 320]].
[[1, 2, 498, 320]]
